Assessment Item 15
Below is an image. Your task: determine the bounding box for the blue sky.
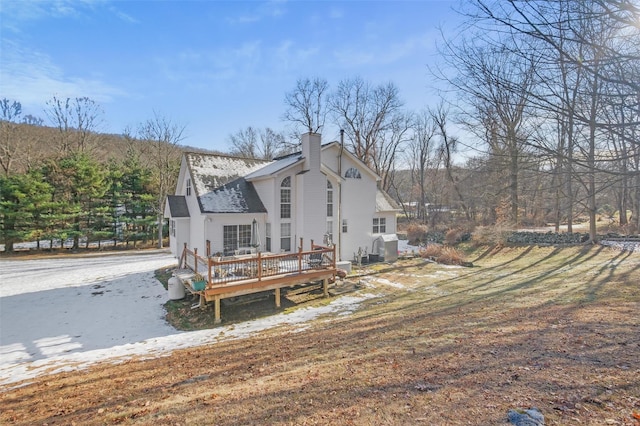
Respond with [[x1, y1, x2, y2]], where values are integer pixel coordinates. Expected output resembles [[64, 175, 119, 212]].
[[1, 0, 461, 152]]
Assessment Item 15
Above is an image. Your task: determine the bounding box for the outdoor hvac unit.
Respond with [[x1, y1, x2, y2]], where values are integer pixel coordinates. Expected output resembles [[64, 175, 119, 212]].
[[374, 234, 398, 262]]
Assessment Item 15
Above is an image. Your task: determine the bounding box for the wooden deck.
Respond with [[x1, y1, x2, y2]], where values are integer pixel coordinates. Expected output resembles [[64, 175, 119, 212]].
[[176, 241, 337, 323]]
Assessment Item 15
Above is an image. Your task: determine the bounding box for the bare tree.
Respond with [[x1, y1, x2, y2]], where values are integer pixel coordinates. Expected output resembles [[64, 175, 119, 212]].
[[329, 77, 402, 172], [0, 98, 23, 176], [45, 96, 103, 154], [431, 104, 471, 221], [373, 111, 412, 192], [406, 110, 438, 222], [462, 0, 640, 239], [228, 126, 294, 160], [438, 28, 537, 226], [283, 77, 329, 134], [137, 112, 185, 248]]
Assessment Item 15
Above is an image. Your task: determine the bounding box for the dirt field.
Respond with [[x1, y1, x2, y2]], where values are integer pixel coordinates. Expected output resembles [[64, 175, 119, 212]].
[[2, 245, 639, 425]]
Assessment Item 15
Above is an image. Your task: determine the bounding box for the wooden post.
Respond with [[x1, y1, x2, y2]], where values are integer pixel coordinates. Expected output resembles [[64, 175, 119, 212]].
[[298, 245, 303, 272], [181, 243, 188, 268], [275, 287, 281, 308], [332, 244, 336, 268], [207, 257, 212, 288], [257, 251, 262, 281], [323, 278, 329, 297], [214, 296, 221, 324], [194, 248, 198, 275]]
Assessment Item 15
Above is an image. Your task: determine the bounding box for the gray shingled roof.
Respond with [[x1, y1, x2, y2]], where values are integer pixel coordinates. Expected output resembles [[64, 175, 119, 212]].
[[166, 195, 190, 217], [198, 177, 267, 214]]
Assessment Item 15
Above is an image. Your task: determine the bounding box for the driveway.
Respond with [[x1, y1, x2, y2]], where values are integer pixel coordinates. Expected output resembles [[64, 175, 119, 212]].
[[0, 250, 371, 388]]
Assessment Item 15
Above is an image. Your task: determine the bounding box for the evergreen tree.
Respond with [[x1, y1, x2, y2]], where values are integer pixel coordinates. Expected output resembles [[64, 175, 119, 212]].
[[42, 153, 107, 249], [0, 172, 53, 251]]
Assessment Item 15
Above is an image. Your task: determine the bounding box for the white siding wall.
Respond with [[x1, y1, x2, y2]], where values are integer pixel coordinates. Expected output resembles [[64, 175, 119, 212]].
[[253, 178, 276, 252], [175, 219, 190, 258], [184, 171, 205, 254], [340, 162, 377, 261], [295, 170, 326, 250]]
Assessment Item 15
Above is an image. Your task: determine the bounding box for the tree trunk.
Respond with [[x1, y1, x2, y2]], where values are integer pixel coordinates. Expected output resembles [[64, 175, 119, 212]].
[[157, 213, 163, 249]]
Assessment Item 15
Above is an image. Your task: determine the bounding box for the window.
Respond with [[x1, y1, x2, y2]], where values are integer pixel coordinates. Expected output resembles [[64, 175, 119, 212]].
[[281, 222, 291, 252], [326, 180, 333, 217], [170, 219, 176, 236], [186, 178, 192, 196], [342, 219, 348, 233], [280, 176, 291, 219], [223, 224, 252, 254], [223, 225, 237, 253], [345, 167, 361, 179], [239, 224, 251, 247], [373, 217, 386, 234], [265, 223, 271, 252]]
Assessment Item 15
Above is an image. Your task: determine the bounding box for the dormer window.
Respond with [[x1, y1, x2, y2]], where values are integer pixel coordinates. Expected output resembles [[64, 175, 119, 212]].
[[345, 167, 361, 179], [186, 178, 192, 196]]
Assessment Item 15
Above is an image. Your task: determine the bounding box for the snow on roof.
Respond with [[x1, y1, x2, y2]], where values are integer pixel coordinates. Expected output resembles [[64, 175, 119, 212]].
[[187, 153, 271, 194], [186, 153, 270, 214]]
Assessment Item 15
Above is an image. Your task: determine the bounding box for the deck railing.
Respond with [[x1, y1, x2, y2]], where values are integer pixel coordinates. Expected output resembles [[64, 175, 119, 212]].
[[180, 240, 336, 288]]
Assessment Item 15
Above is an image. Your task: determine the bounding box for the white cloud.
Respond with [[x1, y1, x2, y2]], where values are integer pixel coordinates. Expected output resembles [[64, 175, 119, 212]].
[[155, 41, 264, 88], [0, 0, 138, 31], [0, 39, 126, 109], [274, 40, 320, 71], [226, 0, 287, 25], [333, 31, 436, 68], [329, 6, 344, 20]]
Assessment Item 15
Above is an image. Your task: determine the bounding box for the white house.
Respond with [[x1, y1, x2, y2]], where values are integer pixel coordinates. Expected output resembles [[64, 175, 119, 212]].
[[164, 133, 399, 262]]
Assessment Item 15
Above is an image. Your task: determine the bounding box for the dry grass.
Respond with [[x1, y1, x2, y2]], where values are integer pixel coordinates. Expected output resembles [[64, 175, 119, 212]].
[[405, 222, 428, 244], [419, 243, 466, 265], [472, 225, 512, 246], [1, 245, 639, 425]]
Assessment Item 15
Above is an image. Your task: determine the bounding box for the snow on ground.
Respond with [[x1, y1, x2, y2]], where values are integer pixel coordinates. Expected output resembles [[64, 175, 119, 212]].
[[360, 276, 405, 289], [0, 250, 372, 388]]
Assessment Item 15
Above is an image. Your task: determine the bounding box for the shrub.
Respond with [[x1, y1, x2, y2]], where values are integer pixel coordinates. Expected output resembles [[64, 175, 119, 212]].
[[406, 222, 428, 245], [438, 246, 465, 265], [419, 243, 465, 266], [420, 243, 442, 259], [472, 225, 511, 246], [445, 228, 472, 245]]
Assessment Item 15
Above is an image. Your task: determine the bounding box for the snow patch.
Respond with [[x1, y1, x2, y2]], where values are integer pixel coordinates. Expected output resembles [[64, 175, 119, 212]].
[[0, 252, 373, 389]]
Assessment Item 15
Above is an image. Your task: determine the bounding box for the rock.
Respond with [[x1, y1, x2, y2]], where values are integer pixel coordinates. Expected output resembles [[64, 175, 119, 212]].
[[508, 407, 544, 426], [506, 231, 589, 245]]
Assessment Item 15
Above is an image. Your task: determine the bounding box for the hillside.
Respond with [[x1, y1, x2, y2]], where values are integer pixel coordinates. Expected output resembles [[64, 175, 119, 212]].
[[1, 245, 639, 425], [0, 121, 223, 175]]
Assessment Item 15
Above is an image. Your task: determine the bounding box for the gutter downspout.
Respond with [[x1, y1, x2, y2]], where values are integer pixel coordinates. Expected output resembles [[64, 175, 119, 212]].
[[338, 129, 344, 261]]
